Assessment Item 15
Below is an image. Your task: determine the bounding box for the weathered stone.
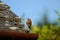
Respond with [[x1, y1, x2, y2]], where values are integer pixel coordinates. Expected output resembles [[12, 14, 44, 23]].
[[0, 1, 30, 33]]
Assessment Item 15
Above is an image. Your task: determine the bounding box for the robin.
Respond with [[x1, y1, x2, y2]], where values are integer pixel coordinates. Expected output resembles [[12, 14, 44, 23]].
[[26, 18, 32, 29]]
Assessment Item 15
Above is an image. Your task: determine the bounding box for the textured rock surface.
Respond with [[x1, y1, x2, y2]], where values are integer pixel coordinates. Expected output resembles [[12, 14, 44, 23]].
[[0, 1, 30, 33]]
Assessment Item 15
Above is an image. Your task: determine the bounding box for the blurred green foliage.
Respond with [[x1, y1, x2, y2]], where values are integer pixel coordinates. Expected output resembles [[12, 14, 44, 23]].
[[31, 25, 60, 40]]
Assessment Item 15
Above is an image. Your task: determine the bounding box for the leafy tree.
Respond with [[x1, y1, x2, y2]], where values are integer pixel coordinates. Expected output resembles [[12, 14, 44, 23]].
[[54, 10, 60, 26], [43, 13, 49, 25], [36, 9, 49, 28]]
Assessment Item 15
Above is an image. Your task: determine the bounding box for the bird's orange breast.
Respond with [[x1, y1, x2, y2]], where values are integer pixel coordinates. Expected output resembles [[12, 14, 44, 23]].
[[26, 20, 31, 24]]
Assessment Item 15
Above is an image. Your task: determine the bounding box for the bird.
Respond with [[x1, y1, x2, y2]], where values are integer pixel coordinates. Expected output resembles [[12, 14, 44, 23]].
[[26, 18, 32, 29]]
